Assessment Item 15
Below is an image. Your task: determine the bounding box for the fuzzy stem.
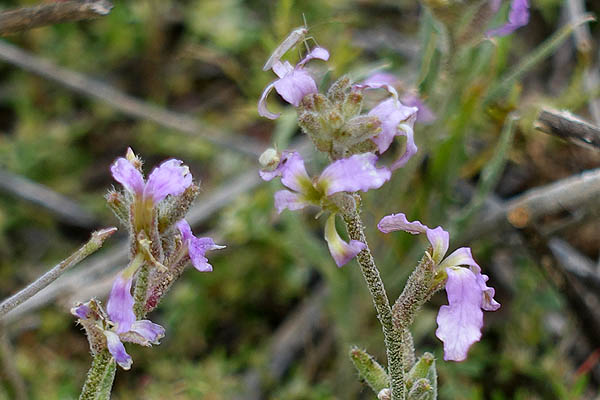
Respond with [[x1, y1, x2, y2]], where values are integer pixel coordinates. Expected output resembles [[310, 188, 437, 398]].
[[342, 206, 405, 400], [133, 264, 150, 319], [79, 349, 114, 400]]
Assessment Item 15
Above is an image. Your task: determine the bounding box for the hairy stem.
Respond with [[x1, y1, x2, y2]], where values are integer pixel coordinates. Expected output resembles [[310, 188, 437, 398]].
[[79, 349, 114, 400], [133, 264, 150, 319], [342, 207, 405, 400]]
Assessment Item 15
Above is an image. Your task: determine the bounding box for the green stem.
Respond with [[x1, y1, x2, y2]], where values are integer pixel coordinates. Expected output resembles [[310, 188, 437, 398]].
[[79, 349, 114, 400], [342, 207, 405, 400]]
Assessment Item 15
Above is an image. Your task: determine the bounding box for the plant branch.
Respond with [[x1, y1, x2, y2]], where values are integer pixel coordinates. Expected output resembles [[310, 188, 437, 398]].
[[0, 0, 113, 35], [535, 108, 600, 151], [0, 227, 116, 320]]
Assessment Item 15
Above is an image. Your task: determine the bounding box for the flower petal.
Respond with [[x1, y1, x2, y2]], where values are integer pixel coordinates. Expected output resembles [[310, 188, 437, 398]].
[[324, 214, 366, 267], [274, 190, 309, 213], [176, 219, 194, 242], [389, 121, 418, 170], [487, 0, 530, 37], [436, 267, 484, 361], [425, 226, 450, 265], [111, 158, 145, 195], [368, 98, 418, 155], [274, 68, 318, 106], [279, 152, 311, 193], [362, 72, 398, 86], [178, 220, 225, 272], [297, 47, 330, 67], [377, 213, 428, 235], [438, 247, 478, 271], [258, 81, 281, 120], [106, 273, 135, 334], [71, 302, 92, 320], [127, 320, 165, 345], [401, 93, 436, 124], [318, 153, 391, 196], [145, 159, 192, 203], [104, 331, 133, 370]]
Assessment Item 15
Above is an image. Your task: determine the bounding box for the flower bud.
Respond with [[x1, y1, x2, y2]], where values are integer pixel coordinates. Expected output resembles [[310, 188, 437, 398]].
[[406, 352, 437, 395], [407, 378, 434, 400], [349, 346, 390, 394], [259, 148, 281, 172], [327, 75, 351, 104], [342, 89, 363, 118]]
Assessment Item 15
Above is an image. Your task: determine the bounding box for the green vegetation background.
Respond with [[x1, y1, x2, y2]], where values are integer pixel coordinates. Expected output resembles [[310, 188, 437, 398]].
[[0, 0, 599, 398]]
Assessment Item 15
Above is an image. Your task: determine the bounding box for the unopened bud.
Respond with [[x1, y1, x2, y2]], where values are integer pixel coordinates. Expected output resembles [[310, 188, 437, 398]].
[[259, 148, 281, 171], [406, 353, 437, 393], [327, 75, 351, 104], [342, 89, 363, 118], [407, 378, 434, 400], [125, 147, 143, 171], [349, 346, 390, 394], [326, 110, 344, 130], [377, 388, 391, 400]]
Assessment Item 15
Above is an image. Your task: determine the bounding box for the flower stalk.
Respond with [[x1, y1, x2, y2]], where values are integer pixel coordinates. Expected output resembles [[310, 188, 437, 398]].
[[79, 349, 114, 400]]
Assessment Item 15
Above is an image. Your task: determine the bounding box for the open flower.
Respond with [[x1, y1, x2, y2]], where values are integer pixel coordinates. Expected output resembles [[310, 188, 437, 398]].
[[258, 47, 329, 120], [176, 219, 225, 272], [487, 0, 530, 37], [71, 300, 165, 370], [378, 213, 500, 361], [354, 82, 419, 170], [262, 151, 390, 266], [111, 148, 192, 205]]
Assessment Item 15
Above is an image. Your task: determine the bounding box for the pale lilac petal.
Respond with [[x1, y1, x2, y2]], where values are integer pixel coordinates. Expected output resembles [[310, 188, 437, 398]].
[[272, 60, 294, 79], [317, 153, 391, 195], [274, 68, 318, 106], [106, 273, 135, 334], [145, 159, 192, 203], [368, 98, 418, 154], [259, 151, 298, 183], [71, 302, 92, 320], [436, 267, 483, 361], [176, 219, 194, 242], [259, 169, 281, 181], [297, 47, 330, 67], [425, 227, 450, 265], [324, 214, 365, 267], [363, 72, 398, 86], [111, 158, 144, 195], [128, 320, 165, 345], [377, 213, 428, 235], [104, 331, 133, 370], [274, 190, 308, 213], [474, 271, 501, 311], [401, 94, 436, 124], [389, 121, 418, 170], [279, 152, 311, 193], [354, 82, 399, 100], [258, 81, 280, 120], [487, 0, 530, 37]]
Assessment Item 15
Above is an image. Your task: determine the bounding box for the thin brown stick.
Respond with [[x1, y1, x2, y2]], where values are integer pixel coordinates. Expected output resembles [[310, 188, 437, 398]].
[[0, 227, 116, 320], [535, 108, 600, 150], [0, 167, 98, 228], [0, 39, 263, 158], [0, 0, 112, 35]]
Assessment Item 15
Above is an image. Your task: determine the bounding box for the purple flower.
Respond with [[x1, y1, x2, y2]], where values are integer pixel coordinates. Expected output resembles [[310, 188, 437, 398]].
[[487, 0, 530, 37], [258, 47, 330, 120], [262, 151, 389, 266], [176, 219, 225, 272], [121, 320, 166, 346], [104, 331, 133, 369], [71, 302, 92, 320], [111, 150, 192, 204], [378, 213, 500, 361], [106, 272, 135, 334]]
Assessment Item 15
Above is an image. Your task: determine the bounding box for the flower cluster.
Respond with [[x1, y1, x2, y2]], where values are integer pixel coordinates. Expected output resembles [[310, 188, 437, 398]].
[[378, 213, 500, 361], [73, 149, 224, 369]]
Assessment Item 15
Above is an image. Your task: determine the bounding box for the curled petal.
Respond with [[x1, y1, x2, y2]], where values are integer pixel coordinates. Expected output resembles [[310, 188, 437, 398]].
[[106, 273, 135, 334], [145, 159, 192, 204], [475, 272, 501, 311], [177, 219, 225, 272], [438, 247, 478, 271], [425, 226, 450, 265], [487, 0, 530, 37], [274, 68, 318, 106], [318, 153, 391, 196], [274, 190, 309, 213], [111, 158, 144, 195], [104, 331, 133, 370], [362, 72, 398, 86], [389, 121, 418, 170], [368, 98, 418, 155], [377, 213, 428, 235], [436, 267, 484, 361], [125, 320, 166, 345], [297, 47, 330, 67], [258, 81, 281, 120], [324, 214, 366, 267], [401, 93, 436, 124]]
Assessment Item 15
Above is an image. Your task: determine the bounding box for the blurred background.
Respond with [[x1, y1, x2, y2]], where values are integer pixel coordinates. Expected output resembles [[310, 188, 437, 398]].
[[0, 0, 600, 398]]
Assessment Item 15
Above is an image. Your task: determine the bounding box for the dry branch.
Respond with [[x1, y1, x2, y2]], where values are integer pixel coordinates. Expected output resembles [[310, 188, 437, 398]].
[[0, 167, 98, 229], [535, 108, 600, 150], [0, 39, 263, 158], [0, 0, 112, 35]]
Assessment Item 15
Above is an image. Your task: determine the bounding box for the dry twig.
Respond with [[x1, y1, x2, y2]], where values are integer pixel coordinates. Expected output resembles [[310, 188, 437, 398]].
[[0, 0, 112, 35], [535, 108, 600, 150], [0, 227, 116, 320]]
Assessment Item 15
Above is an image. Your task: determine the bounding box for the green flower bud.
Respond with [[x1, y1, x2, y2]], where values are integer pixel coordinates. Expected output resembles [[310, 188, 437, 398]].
[[349, 346, 390, 394]]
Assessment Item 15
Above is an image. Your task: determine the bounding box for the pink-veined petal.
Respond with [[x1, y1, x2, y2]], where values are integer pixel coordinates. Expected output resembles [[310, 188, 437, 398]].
[[324, 214, 365, 267], [317, 153, 391, 196], [436, 267, 484, 361], [111, 158, 145, 195], [144, 159, 192, 204]]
